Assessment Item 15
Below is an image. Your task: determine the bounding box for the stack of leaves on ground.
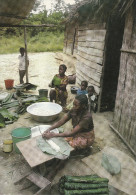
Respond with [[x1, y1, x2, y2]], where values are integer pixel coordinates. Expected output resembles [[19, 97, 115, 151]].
[[0, 108, 18, 127], [0, 92, 49, 127], [59, 175, 109, 195]]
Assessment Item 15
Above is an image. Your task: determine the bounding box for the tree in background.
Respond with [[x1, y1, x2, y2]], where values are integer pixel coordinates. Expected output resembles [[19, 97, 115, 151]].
[[0, 0, 75, 53], [53, 0, 66, 12], [32, 0, 41, 12]]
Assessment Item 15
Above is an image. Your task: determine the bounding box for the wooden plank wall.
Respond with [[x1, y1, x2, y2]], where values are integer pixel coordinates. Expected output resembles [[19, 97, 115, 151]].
[[76, 23, 106, 94], [63, 23, 78, 57], [113, 6, 136, 154]]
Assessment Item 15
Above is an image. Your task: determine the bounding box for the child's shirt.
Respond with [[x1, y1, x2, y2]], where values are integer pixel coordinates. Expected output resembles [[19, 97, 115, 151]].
[[86, 94, 97, 113], [77, 89, 88, 95], [18, 55, 29, 70]]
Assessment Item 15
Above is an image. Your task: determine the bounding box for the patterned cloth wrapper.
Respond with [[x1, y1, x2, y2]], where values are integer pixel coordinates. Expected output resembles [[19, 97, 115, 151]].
[[65, 131, 95, 149]]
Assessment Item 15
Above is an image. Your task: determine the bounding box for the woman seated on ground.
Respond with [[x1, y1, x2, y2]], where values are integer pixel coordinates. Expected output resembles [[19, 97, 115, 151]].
[[43, 94, 95, 149], [77, 80, 88, 95], [49, 64, 68, 107]]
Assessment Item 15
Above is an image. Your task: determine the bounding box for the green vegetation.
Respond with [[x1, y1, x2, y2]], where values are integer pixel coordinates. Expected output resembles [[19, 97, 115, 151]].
[[28, 32, 64, 52], [0, 31, 64, 54], [0, 1, 67, 54]]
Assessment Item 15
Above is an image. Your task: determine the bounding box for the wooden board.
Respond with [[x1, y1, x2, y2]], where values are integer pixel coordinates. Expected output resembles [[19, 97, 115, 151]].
[[78, 30, 106, 42], [27, 172, 51, 188], [113, 8, 136, 154], [77, 46, 104, 58], [76, 73, 100, 87], [78, 41, 105, 50], [17, 136, 54, 168], [77, 51, 103, 65], [17, 136, 74, 168], [65, 47, 72, 55], [76, 69, 100, 85], [77, 63, 101, 83], [77, 55, 103, 72], [82, 147, 136, 195], [78, 23, 106, 31]]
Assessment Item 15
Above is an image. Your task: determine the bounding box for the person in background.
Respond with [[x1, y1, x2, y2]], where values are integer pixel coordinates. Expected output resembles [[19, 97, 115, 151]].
[[18, 47, 29, 84], [77, 80, 88, 95], [87, 86, 98, 113], [49, 64, 68, 107], [43, 94, 95, 150], [66, 80, 88, 112]]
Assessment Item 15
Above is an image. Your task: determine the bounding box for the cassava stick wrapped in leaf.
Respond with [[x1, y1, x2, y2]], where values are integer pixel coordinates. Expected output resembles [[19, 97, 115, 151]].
[[60, 175, 109, 184], [63, 188, 109, 195], [60, 182, 108, 190]]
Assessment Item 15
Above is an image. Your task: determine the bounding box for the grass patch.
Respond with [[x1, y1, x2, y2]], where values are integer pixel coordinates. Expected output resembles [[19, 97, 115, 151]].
[[0, 31, 64, 54]]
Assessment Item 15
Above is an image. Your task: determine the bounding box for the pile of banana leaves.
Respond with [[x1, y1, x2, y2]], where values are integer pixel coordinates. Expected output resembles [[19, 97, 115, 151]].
[[59, 175, 109, 195], [0, 91, 49, 127], [0, 108, 18, 128]]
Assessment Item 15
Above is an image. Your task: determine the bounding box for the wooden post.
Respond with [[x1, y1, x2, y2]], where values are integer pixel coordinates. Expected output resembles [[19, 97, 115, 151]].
[[24, 27, 29, 83], [72, 28, 76, 55]]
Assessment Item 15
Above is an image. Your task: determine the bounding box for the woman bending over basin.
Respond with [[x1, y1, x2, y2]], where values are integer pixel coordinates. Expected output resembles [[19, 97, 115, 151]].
[[42, 94, 95, 149]]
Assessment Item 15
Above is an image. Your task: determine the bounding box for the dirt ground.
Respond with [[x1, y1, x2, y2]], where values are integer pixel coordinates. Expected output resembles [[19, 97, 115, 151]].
[[0, 52, 135, 195]]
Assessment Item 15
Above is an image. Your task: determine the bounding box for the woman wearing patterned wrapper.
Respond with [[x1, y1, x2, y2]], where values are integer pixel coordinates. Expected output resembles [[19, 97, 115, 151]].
[[49, 64, 68, 107], [42, 94, 95, 150]]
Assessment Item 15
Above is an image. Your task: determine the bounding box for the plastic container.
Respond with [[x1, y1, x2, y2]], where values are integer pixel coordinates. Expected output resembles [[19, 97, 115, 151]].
[[11, 127, 31, 154], [38, 89, 48, 98], [3, 140, 13, 153], [71, 86, 79, 94], [4, 79, 14, 90]]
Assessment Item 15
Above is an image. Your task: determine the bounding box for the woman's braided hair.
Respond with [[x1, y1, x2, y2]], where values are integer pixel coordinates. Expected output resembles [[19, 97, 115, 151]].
[[75, 94, 88, 110]]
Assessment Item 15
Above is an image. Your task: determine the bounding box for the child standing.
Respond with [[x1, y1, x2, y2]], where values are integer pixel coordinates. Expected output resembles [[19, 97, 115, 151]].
[[18, 47, 29, 84], [77, 80, 88, 95], [87, 86, 97, 113]]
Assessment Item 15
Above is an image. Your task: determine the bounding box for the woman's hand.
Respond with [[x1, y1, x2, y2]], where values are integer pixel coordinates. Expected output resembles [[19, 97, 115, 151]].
[[42, 130, 50, 137], [42, 132, 56, 139]]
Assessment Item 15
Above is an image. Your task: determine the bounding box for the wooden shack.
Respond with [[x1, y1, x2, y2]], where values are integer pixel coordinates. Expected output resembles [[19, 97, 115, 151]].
[[112, 3, 136, 156], [63, 0, 136, 155]]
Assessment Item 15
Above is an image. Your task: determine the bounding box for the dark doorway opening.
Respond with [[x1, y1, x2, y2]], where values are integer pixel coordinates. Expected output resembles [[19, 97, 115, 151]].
[[100, 16, 125, 111]]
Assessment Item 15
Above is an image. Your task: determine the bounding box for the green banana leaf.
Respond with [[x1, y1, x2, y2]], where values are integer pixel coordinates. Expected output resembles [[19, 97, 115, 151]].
[[37, 137, 73, 159], [0, 107, 18, 122], [0, 113, 5, 128], [2, 93, 13, 104]]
